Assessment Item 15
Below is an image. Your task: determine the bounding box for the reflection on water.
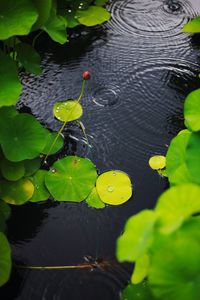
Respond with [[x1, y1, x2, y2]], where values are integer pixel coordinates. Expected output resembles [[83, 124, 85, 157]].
[[2, 0, 200, 299]]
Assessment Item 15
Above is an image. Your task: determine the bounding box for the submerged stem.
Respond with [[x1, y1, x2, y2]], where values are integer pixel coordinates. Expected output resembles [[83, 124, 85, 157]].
[[15, 264, 92, 270]]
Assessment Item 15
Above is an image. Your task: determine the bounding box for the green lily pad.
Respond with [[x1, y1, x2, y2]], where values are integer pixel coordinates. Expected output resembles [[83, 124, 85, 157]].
[[0, 232, 11, 287], [183, 16, 200, 33], [117, 210, 157, 262], [45, 156, 97, 202], [76, 6, 110, 26], [32, 0, 53, 30], [16, 43, 42, 75], [0, 201, 11, 221], [149, 232, 200, 300], [96, 171, 132, 205], [131, 253, 150, 284], [42, 130, 64, 155], [86, 187, 105, 209], [30, 170, 50, 202], [155, 184, 200, 234], [0, 106, 18, 120], [122, 282, 154, 300], [166, 132, 193, 185], [184, 88, 200, 131], [0, 157, 25, 181], [185, 132, 200, 185], [0, 113, 47, 162], [0, 51, 22, 107], [42, 8, 68, 44], [0, 178, 34, 205], [149, 156, 166, 170], [0, 0, 38, 40], [53, 100, 83, 122], [24, 158, 41, 176]]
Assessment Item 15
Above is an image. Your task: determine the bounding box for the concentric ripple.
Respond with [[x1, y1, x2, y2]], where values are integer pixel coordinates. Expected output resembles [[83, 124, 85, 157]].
[[107, 0, 194, 38]]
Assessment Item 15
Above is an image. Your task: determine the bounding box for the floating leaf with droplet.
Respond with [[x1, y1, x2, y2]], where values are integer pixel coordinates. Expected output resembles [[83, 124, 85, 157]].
[[0, 51, 22, 107], [0, 157, 25, 181], [0, 113, 47, 162], [0, 178, 34, 205], [96, 170, 132, 205], [86, 187, 105, 209], [45, 156, 97, 202], [30, 170, 50, 202], [184, 88, 200, 132], [42, 130, 64, 155], [0, 0, 38, 40], [117, 210, 157, 262], [0, 232, 11, 287], [76, 6, 110, 26], [53, 100, 83, 122], [155, 184, 200, 234], [149, 156, 166, 170]]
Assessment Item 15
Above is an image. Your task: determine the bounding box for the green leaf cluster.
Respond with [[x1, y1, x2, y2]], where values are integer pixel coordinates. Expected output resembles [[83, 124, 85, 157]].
[[119, 73, 200, 299]]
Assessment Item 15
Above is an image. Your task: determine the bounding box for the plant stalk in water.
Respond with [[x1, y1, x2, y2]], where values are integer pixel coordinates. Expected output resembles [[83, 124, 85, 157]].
[[43, 76, 88, 163]]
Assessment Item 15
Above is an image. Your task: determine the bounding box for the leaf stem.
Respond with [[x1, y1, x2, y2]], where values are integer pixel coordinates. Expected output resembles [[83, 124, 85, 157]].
[[15, 263, 93, 270], [43, 79, 86, 163], [32, 31, 43, 48]]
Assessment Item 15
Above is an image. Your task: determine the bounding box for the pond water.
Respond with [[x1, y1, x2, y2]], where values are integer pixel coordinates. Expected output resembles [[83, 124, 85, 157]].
[[1, 0, 200, 299]]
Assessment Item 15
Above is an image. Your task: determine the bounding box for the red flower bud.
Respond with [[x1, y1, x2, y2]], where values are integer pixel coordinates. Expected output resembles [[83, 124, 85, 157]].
[[82, 71, 91, 80]]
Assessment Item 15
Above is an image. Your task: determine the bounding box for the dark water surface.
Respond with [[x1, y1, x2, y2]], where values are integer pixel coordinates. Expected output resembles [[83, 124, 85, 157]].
[[2, 0, 200, 299]]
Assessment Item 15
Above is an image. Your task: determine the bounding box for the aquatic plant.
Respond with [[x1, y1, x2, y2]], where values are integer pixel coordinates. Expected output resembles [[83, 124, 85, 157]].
[[117, 18, 200, 299]]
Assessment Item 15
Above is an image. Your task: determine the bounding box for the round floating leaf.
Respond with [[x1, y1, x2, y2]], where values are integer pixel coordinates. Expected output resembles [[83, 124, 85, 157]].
[[155, 184, 200, 234], [0, 113, 47, 162], [24, 158, 41, 176], [42, 131, 64, 155], [32, 0, 53, 30], [30, 170, 50, 202], [0, 178, 34, 205], [184, 88, 200, 131], [183, 16, 200, 33], [149, 156, 166, 170], [0, 106, 18, 120], [0, 232, 11, 287], [0, 51, 22, 107], [122, 282, 154, 300], [117, 210, 157, 262], [166, 132, 193, 185], [86, 187, 105, 209], [0, 0, 38, 40], [53, 100, 83, 122], [131, 253, 150, 284], [42, 8, 68, 44], [45, 156, 97, 202], [149, 234, 200, 300], [96, 170, 132, 205], [185, 132, 200, 185], [0, 157, 25, 181], [16, 43, 42, 75], [76, 6, 110, 26]]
